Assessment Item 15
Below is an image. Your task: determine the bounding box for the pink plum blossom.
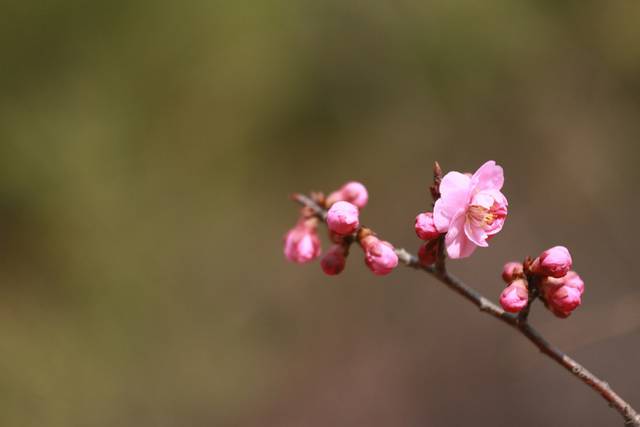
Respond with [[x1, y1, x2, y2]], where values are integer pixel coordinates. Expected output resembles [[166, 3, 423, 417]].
[[283, 219, 321, 263], [327, 201, 360, 236], [415, 212, 440, 241], [327, 181, 369, 209], [321, 244, 347, 276], [499, 278, 529, 313], [531, 246, 572, 278], [361, 235, 398, 276], [501, 261, 524, 283], [433, 160, 508, 258]]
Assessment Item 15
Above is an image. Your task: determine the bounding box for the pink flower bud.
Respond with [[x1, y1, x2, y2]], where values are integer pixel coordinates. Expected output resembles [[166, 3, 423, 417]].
[[501, 261, 523, 283], [283, 219, 321, 264], [327, 181, 369, 209], [499, 279, 529, 313], [361, 235, 398, 276], [321, 244, 347, 276], [539, 276, 565, 301], [414, 212, 440, 241], [540, 271, 584, 306], [531, 246, 572, 278], [563, 271, 584, 295], [418, 241, 438, 266], [327, 201, 360, 236], [548, 285, 581, 313]]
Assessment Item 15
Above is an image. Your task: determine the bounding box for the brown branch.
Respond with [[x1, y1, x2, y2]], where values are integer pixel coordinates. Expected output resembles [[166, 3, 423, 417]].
[[291, 192, 640, 427]]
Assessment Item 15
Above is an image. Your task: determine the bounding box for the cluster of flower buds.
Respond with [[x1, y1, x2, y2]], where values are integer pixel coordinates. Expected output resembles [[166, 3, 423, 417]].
[[499, 246, 585, 318], [284, 182, 399, 276], [533, 246, 584, 318]]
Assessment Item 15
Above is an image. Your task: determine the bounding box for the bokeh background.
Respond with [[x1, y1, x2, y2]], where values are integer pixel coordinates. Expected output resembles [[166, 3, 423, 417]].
[[1, 1, 639, 426]]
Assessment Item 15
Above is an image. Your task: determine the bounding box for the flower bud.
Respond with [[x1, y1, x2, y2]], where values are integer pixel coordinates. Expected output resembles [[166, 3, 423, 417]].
[[283, 219, 321, 264], [501, 261, 523, 283], [531, 246, 572, 278], [361, 235, 398, 276], [548, 285, 581, 313], [499, 279, 529, 313], [538, 276, 564, 305], [563, 271, 584, 295], [321, 244, 347, 276], [418, 241, 438, 266], [327, 181, 369, 209], [327, 201, 360, 236], [414, 212, 440, 241]]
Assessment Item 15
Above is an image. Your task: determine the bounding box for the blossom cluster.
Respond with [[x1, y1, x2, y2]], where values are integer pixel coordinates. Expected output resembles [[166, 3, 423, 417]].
[[283, 182, 399, 276], [285, 160, 585, 320]]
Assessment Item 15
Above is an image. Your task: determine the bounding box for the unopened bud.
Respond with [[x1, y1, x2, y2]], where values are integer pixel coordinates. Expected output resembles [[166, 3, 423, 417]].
[[548, 285, 582, 314], [321, 244, 347, 276], [501, 261, 524, 283], [327, 201, 360, 236], [283, 219, 321, 264], [326, 181, 369, 209], [414, 212, 440, 241], [361, 235, 398, 276], [499, 279, 529, 313], [531, 246, 572, 278]]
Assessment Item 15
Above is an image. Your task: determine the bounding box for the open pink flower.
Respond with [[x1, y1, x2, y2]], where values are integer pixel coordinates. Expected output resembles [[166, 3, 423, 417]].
[[433, 161, 508, 259]]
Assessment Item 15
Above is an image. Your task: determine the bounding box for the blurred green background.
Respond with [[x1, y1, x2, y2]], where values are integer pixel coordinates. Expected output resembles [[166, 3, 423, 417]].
[[1, 1, 639, 426]]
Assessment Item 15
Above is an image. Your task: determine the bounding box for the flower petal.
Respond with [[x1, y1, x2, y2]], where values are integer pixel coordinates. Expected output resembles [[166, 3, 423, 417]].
[[444, 212, 477, 259], [433, 172, 471, 232], [434, 199, 463, 232], [471, 160, 504, 192], [464, 218, 489, 247], [439, 171, 472, 199], [470, 192, 494, 209]]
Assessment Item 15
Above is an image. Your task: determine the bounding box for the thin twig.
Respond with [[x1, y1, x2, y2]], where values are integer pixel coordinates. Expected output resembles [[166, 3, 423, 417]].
[[291, 192, 640, 427]]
